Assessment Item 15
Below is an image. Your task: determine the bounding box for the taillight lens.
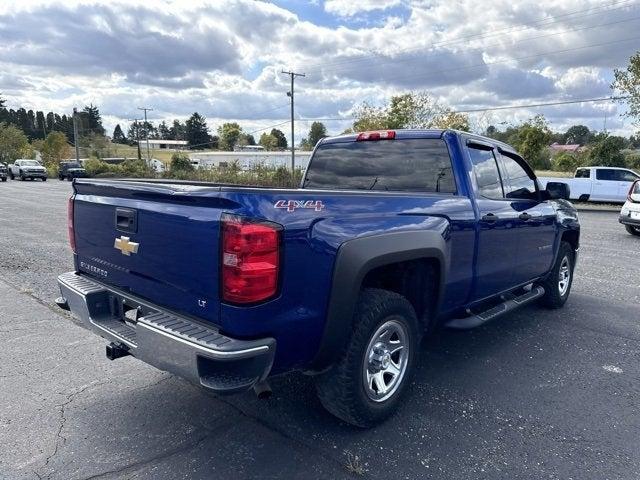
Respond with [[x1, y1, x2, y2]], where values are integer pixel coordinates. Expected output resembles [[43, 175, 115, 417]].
[[67, 197, 76, 254], [221, 214, 281, 304]]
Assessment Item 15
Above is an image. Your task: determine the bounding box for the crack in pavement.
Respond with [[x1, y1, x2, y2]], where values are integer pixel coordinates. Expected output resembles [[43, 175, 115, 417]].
[[35, 380, 107, 480]]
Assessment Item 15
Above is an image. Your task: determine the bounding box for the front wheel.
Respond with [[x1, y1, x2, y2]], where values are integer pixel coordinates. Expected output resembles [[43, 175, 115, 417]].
[[42, 177, 47, 182], [315, 288, 419, 427], [625, 225, 640, 236], [538, 241, 575, 309]]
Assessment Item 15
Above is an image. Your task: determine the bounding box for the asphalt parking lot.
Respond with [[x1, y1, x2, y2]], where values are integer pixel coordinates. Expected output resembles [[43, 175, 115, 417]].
[[1, 179, 639, 480]]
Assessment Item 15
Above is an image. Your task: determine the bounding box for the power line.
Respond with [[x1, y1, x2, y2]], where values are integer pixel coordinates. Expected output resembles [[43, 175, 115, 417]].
[[306, 13, 640, 78], [297, 95, 632, 123], [351, 34, 640, 88], [299, 0, 637, 74]]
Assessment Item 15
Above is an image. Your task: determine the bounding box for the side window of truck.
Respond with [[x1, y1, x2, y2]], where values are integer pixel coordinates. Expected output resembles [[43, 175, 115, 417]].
[[468, 146, 504, 199], [615, 170, 640, 182], [498, 154, 537, 200], [575, 168, 590, 178], [596, 169, 616, 181]]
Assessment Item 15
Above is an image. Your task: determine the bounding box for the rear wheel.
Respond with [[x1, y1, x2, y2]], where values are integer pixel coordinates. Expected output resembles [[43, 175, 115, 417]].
[[625, 225, 640, 236], [315, 288, 419, 428], [538, 241, 574, 309]]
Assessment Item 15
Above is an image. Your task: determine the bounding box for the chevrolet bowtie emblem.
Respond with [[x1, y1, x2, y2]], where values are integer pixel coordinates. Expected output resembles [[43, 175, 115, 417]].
[[114, 236, 139, 256]]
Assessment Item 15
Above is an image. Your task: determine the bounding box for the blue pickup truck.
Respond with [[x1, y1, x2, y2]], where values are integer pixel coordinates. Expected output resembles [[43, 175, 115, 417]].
[[57, 129, 579, 427]]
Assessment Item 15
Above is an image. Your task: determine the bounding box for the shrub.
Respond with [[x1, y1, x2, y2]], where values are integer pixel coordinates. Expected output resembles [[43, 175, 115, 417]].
[[625, 153, 640, 169], [551, 152, 582, 172], [170, 153, 194, 172]]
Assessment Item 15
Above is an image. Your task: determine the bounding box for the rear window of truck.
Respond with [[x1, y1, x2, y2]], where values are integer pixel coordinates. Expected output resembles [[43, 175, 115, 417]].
[[304, 138, 455, 193]]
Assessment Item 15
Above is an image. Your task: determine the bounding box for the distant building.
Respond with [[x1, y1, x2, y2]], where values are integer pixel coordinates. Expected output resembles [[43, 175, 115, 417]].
[[549, 142, 584, 153], [234, 145, 265, 152], [189, 151, 312, 170], [142, 139, 188, 150]]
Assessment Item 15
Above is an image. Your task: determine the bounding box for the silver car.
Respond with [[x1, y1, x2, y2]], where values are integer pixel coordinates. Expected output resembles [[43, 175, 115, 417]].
[[619, 180, 640, 236]]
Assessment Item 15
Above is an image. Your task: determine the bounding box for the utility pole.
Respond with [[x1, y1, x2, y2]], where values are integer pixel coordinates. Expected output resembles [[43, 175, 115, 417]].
[[281, 70, 305, 173], [72, 108, 80, 163], [138, 107, 153, 164]]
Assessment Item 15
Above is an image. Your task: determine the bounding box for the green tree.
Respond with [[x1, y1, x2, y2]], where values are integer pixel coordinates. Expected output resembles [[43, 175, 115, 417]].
[[218, 122, 243, 150], [307, 122, 327, 148], [562, 125, 592, 145], [40, 131, 70, 166], [0, 122, 30, 164], [259, 132, 278, 151], [237, 133, 256, 147], [352, 92, 470, 132], [169, 119, 186, 140], [186, 112, 211, 149], [612, 51, 640, 130], [588, 135, 627, 167], [270, 128, 287, 149], [112, 124, 127, 144], [157, 121, 170, 140], [170, 152, 194, 172], [82, 104, 105, 136], [507, 115, 552, 170]]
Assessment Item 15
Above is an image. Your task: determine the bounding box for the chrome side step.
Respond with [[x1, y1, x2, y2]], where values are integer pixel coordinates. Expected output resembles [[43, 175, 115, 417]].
[[445, 285, 545, 330]]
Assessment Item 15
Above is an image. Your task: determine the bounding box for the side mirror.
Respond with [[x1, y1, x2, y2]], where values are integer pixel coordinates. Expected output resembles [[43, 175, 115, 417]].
[[545, 181, 570, 200]]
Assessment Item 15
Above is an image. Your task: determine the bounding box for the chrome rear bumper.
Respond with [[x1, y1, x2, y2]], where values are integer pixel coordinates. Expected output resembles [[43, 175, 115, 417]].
[[57, 271, 275, 393]]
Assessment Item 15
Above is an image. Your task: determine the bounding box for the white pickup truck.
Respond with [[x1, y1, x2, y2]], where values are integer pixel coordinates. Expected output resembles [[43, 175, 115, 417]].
[[539, 167, 640, 203]]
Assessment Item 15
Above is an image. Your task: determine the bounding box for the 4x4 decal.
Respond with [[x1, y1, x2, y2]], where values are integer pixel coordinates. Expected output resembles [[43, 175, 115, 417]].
[[274, 200, 325, 212]]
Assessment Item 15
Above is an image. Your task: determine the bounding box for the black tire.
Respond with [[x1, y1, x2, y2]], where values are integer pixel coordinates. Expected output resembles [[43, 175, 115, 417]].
[[20, 174, 25, 181], [67, 175, 73, 181], [625, 225, 640, 236], [42, 177, 47, 182], [1, 177, 5, 182], [538, 241, 575, 309], [315, 288, 420, 428], [58, 176, 63, 181], [9, 172, 14, 180]]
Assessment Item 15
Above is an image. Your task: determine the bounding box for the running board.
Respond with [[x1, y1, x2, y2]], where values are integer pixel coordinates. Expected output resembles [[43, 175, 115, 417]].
[[445, 285, 545, 330]]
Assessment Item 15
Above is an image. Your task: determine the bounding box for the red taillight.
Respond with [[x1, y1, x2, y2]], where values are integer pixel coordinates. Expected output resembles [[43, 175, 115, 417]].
[[356, 130, 396, 141], [67, 197, 76, 254], [221, 214, 281, 304]]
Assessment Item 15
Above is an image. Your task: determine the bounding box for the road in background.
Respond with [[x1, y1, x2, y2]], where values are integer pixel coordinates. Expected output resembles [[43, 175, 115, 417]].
[[1, 180, 639, 479]]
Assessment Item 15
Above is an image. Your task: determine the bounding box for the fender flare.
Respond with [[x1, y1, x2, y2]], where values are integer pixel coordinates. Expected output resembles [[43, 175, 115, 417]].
[[310, 230, 448, 371]]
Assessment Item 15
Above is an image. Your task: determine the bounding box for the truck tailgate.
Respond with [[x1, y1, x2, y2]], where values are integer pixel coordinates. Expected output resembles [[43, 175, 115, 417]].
[[72, 180, 238, 324]]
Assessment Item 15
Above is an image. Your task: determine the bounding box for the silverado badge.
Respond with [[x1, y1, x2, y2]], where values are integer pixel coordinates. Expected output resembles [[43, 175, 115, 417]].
[[114, 236, 139, 256]]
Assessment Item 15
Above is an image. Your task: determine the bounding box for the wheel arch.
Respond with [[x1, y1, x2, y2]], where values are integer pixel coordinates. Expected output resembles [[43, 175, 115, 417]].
[[310, 230, 447, 371]]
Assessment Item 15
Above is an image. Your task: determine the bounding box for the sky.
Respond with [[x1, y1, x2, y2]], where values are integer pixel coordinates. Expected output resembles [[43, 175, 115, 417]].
[[0, 0, 638, 142]]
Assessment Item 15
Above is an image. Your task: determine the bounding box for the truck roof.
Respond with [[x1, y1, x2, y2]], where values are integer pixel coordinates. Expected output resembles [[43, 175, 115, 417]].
[[319, 129, 519, 155]]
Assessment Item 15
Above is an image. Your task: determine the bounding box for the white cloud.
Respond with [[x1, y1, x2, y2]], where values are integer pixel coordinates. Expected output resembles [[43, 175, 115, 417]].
[[324, 0, 402, 18], [0, 0, 637, 139]]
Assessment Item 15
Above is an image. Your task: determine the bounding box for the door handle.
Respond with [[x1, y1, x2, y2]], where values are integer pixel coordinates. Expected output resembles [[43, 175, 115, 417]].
[[481, 213, 498, 223], [518, 212, 532, 221]]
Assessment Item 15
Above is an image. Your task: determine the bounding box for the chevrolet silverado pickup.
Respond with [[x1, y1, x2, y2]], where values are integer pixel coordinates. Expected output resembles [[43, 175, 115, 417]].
[[56, 129, 580, 427], [539, 166, 640, 203]]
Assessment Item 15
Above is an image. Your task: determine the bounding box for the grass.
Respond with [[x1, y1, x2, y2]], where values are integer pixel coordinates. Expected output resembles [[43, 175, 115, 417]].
[[535, 170, 573, 177]]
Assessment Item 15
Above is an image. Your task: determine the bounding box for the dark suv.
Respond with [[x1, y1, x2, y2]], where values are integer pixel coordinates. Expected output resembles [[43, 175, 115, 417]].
[[58, 161, 88, 181], [0, 163, 7, 182]]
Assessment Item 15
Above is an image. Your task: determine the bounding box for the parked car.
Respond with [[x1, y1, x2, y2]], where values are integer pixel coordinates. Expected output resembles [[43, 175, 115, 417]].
[[58, 161, 88, 181], [9, 159, 47, 181], [56, 129, 580, 427], [0, 163, 7, 182], [539, 166, 640, 203], [619, 179, 640, 236]]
